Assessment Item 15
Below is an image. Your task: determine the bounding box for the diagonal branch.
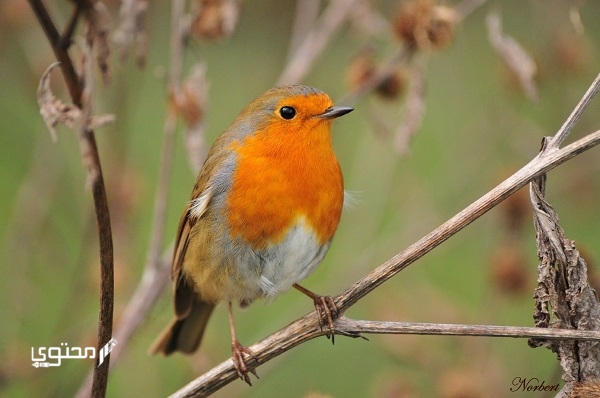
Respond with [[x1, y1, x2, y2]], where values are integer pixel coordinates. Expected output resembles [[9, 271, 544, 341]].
[[277, 0, 358, 85], [171, 74, 600, 394], [335, 130, 600, 312], [548, 73, 600, 150]]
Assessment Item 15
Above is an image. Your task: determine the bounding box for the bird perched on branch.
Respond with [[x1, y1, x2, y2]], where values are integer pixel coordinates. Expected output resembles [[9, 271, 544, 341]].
[[150, 85, 353, 384]]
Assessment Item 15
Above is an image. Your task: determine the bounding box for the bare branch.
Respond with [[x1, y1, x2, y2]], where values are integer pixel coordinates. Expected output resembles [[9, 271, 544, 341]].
[[76, 0, 204, 394], [170, 82, 600, 394], [28, 1, 116, 396], [334, 318, 600, 341], [549, 73, 600, 149], [286, 0, 321, 61], [277, 0, 359, 85]]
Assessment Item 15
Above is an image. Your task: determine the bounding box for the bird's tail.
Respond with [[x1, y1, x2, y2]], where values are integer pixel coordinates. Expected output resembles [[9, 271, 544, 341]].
[[149, 297, 215, 355]]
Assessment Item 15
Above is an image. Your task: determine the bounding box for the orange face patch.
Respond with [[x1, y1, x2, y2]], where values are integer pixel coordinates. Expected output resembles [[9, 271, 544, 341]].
[[225, 94, 344, 249]]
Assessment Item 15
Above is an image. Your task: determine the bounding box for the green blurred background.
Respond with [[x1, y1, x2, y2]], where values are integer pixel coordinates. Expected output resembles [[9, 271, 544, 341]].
[[2, 0, 600, 397]]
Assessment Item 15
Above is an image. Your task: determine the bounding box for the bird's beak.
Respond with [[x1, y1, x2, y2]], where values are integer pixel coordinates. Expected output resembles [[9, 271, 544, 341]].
[[320, 106, 354, 119]]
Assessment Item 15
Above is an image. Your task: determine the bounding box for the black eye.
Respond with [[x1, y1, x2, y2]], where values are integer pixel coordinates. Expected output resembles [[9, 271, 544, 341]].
[[279, 106, 296, 120]]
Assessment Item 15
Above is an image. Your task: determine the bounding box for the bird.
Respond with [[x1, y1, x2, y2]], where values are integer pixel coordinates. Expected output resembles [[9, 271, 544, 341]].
[[149, 85, 353, 384]]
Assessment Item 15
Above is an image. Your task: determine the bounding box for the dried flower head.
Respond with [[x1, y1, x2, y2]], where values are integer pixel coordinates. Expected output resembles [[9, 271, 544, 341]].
[[191, 0, 240, 41], [346, 48, 408, 101], [346, 48, 377, 91], [393, 0, 458, 51], [490, 243, 530, 296], [170, 64, 208, 127]]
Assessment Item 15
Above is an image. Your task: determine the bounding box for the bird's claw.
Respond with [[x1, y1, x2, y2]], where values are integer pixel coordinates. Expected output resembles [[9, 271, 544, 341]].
[[232, 341, 259, 385], [312, 295, 339, 343]]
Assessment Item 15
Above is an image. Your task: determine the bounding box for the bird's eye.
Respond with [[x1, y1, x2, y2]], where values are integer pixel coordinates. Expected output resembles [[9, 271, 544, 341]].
[[279, 106, 296, 120]]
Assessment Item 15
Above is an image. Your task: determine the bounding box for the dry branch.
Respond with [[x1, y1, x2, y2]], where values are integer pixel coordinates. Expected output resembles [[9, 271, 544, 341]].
[[277, 0, 359, 85], [170, 73, 600, 396], [28, 1, 115, 396], [76, 0, 189, 395]]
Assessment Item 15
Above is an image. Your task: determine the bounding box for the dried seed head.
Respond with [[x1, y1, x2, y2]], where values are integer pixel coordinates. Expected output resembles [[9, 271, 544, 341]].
[[393, 0, 458, 51], [498, 185, 530, 233], [346, 48, 377, 91], [375, 67, 408, 100], [490, 244, 530, 296], [170, 65, 208, 127], [191, 0, 240, 41], [554, 30, 590, 73], [346, 48, 408, 101]]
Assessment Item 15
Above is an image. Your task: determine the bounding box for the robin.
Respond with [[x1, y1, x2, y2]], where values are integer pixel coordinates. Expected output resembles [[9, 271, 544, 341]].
[[150, 85, 353, 384]]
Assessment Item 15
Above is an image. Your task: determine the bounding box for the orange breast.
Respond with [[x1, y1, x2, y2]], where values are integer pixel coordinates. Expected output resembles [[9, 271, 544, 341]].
[[226, 122, 344, 249]]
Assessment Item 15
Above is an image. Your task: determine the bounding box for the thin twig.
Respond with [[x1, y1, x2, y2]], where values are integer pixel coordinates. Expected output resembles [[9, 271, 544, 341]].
[[76, 0, 188, 395], [28, 0, 81, 103], [286, 0, 321, 61], [27, 1, 115, 397], [548, 73, 600, 149], [339, 0, 488, 107], [339, 49, 412, 106], [334, 318, 600, 340], [337, 130, 600, 312], [148, 0, 186, 282], [277, 0, 358, 85]]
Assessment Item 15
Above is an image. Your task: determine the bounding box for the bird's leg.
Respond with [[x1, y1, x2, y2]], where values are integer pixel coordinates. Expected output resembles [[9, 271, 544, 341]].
[[293, 283, 338, 343], [228, 301, 258, 385]]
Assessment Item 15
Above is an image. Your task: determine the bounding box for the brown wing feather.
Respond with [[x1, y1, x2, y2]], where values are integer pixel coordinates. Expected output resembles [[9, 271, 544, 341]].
[[153, 132, 235, 354], [172, 208, 195, 319]]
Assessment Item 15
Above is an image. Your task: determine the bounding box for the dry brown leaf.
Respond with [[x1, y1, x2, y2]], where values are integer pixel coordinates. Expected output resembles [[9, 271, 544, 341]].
[[83, 0, 112, 83], [180, 64, 209, 173], [395, 65, 426, 155], [486, 11, 538, 101], [529, 141, 600, 390], [37, 62, 114, 142], [113, 0, 148, 67]]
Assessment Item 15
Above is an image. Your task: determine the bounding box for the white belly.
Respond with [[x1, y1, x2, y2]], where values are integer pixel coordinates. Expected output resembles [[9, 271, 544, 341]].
[[224, 216, 330, 304], [258, 216, 329, 298]]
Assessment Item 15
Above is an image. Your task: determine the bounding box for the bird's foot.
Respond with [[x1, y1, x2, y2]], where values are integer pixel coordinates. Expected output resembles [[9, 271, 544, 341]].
[[231, 340, 259, 385]]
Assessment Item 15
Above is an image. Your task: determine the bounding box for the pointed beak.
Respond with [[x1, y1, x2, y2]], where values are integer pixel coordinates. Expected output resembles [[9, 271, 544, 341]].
[[320, 106, 354, 119]]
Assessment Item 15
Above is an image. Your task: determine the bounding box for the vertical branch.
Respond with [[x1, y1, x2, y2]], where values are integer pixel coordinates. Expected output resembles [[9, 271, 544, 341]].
[[76, 1, 190, 396], [28, 1, 115, 397]]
